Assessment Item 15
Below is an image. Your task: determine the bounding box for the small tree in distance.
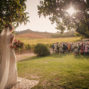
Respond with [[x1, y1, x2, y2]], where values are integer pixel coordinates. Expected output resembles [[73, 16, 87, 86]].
[[34, 44, 50, 57]]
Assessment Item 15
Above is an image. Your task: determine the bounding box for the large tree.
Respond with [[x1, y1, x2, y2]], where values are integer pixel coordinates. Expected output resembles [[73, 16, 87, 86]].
[[38, 0, 89, 37], [0, 0, 28, 32]]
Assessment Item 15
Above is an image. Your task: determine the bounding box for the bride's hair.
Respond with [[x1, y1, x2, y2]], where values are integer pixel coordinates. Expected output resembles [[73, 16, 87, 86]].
[[5, 24, 13, 31]]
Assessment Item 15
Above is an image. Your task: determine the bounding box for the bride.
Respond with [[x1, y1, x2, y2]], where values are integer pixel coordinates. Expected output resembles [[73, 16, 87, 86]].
[[0, 24, 17, 89]]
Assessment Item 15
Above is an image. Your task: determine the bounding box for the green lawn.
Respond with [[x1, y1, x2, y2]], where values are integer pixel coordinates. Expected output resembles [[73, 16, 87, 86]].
[[17, 54, 89, 89]]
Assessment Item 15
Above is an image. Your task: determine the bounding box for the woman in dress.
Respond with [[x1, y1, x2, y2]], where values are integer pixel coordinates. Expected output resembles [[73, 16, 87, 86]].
[[0, 24, 17, 89]]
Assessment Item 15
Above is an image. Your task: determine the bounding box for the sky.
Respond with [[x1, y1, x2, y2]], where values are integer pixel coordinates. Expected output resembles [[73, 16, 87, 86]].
[[16, 0, 57, 33]]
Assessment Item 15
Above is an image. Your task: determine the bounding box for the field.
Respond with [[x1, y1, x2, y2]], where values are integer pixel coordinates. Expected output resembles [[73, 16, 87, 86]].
[[18, 54, 89, 89], [17, 37, 81, 46]]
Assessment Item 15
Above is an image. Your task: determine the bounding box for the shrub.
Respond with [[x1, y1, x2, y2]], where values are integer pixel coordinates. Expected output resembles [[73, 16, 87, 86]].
[[34, 43, 50, 56]]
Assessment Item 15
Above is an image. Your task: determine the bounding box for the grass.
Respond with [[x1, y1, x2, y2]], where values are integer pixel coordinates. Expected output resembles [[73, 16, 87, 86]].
[[17, 54, 89, 89], [17, 37, 81, 46]]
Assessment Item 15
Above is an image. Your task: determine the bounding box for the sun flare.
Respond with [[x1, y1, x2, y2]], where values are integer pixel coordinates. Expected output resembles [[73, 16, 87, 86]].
[[66, 6, 76, 16]]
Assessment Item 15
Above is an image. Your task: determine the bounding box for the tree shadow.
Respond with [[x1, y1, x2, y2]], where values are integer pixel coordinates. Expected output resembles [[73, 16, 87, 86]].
[[51, 53, 68, 58], [19, 55, 51, 62], [61, 75, 89, 89], [18, 56, 37, 62], [18, 53, 89, 63], [19, 53, 68, 62], [74, 54, 89, 60]]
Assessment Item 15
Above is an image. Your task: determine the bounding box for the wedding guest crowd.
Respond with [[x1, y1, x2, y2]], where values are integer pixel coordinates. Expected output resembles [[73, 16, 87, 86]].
[[51, 41, 89, 55]]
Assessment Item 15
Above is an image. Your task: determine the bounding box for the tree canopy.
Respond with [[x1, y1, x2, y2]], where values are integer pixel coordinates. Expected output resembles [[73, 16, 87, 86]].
[[38, 0, 89, 37], [0, 0, 28, 31]]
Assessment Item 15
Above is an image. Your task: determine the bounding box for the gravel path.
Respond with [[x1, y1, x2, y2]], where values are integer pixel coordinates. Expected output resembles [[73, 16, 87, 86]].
[[16, 53, 36, 61], [11, 77, 39, 89]]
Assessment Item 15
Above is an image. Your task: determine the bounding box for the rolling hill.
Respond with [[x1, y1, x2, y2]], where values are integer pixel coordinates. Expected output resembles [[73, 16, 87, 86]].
[[15, 29, 53, 39], [15, 29, 76, 39]]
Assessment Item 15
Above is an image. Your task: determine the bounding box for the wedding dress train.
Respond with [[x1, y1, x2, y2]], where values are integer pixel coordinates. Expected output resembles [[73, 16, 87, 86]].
[[0, 30, 17, 89]]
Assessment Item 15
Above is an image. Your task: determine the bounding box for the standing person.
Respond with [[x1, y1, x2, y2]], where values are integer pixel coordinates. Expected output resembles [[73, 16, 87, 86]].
[[54, 43, 58, 53], [87, 43, 89, 54], [77, 43, 81, 55], [0, 24, 17, 89], [80, 43, 84, 55], [59, 43, 63, 53], [74, 43, 78, 55], [54, 43, 56, 53], [63, 43, 67, 53], [51, 43, 55, 53], [68, 43, 71, 53], [6, 24, 17, 89], [84, 43, 88, 55], [56, 42, 59, 53], [63, 43, 65, 53]]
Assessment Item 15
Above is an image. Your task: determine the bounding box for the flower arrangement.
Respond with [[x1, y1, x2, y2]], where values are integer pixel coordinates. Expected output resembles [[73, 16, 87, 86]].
[[13, 39, 24, 50]]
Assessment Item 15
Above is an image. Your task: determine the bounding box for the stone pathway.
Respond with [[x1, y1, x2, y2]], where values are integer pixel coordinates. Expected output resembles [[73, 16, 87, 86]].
[[11, 77, 39, 89]]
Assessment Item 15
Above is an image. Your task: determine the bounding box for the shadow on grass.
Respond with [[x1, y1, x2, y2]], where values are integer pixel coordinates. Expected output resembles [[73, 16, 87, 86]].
[[62, 75, 89, 89], [52, 53, 89, 60], [19, 53, 69, 62], [51, 53, 68, 58], [19, 55, 51, 62], [19, 56, 38, 62], [19, 53, 89, 62], [32, 73, 89, 89], [32, 75, 89, 89], [75, 54, 89, 60]]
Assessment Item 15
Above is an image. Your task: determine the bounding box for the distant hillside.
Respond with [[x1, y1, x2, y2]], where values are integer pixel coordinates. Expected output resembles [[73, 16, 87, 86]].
[[15, 29, 76, 39], [15, 29, 53, 39], [52, 31, 76, 38]]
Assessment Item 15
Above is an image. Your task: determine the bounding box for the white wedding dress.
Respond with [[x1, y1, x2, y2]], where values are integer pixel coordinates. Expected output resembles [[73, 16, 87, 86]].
[[0, 29, 17, 89]]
